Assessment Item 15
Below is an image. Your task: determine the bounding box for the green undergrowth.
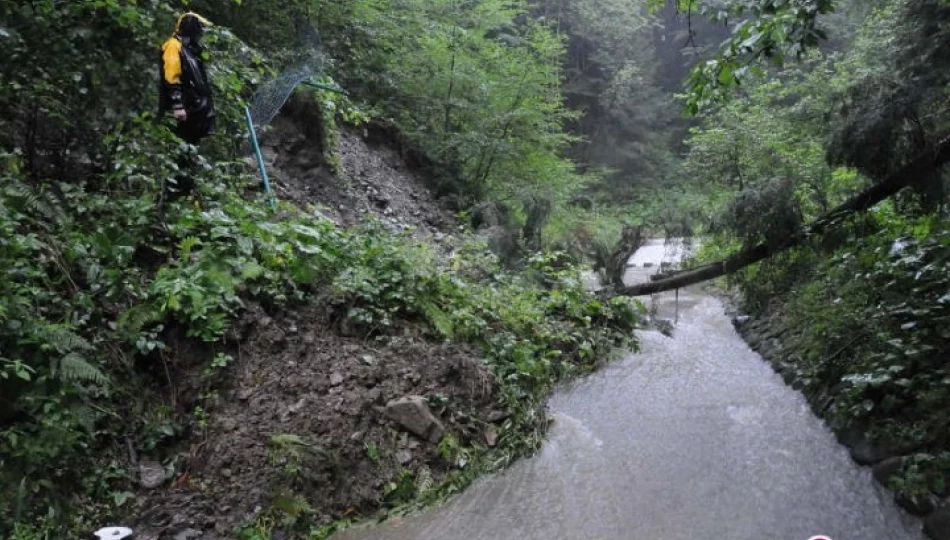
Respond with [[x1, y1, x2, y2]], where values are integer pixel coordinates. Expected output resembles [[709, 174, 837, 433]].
[[2, 140, 641, 538], [0, 2, 644, 536], [1, 96, 640, 540], [724, 209, 950, 505]]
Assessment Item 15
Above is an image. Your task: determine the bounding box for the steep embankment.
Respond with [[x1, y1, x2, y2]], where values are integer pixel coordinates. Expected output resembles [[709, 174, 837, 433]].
[[261, 110, 452, 235], [727, 230, 950, 540], [127, 101, 639, 540], [131, 111, 479, 538]]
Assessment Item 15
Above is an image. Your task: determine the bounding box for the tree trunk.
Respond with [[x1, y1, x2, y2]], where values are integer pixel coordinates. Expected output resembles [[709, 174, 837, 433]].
[[606, 225, 643, 287], [620, 134, 950, 296]]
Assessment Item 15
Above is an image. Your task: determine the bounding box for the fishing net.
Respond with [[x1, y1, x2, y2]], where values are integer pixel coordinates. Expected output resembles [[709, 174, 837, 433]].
[[243, 24, 329, 210], [247, 24, 327, 129]]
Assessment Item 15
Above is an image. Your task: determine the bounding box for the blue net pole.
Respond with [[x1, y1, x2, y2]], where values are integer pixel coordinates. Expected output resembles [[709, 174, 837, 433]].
[[244, 105, 276, 211]]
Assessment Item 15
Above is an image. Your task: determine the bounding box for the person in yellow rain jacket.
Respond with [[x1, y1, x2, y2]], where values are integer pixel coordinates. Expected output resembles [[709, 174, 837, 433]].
[[159, 12, 215, 145]]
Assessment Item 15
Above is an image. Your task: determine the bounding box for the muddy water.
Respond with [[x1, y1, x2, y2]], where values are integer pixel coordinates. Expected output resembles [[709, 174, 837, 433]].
[[336, 243, 923, 540]]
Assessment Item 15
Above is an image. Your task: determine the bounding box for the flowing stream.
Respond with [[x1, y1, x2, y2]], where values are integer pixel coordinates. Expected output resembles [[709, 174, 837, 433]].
[[336, 240, 923, 540]]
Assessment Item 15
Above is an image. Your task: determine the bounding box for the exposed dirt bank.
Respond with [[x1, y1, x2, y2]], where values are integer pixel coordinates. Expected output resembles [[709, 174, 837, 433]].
[[130, 104, 497, 539]]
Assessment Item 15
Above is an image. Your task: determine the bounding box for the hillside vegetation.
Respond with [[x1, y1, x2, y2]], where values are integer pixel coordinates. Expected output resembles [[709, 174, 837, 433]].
[[3, 0, 950, 537]]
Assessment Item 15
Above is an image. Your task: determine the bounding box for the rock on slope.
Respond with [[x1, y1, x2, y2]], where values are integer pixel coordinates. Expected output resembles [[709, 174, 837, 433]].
[[131, 111, 502, 539]]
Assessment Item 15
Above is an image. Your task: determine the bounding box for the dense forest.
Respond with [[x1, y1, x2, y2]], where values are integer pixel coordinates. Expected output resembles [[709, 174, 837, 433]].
[[2, 0, 949, 538]]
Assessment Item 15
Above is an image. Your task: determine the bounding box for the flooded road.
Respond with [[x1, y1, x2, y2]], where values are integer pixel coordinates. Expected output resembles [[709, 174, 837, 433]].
[[336, 241, 922, 540]]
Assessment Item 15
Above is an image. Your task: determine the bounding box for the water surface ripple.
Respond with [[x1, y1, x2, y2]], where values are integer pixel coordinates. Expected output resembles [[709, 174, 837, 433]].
[[337, 253, 922, 540]]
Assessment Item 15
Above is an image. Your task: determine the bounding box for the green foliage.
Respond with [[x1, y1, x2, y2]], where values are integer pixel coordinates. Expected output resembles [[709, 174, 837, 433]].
[[269, 434, 315, 479], [318, 0, 590, 213], [384, 469, 418, 505], [740, 214, 950, 502], [0, 0, 273, 531], [889, 453, 950, 500], [0, 0, 639, 536], [675, 0, 950, 506], [330, 228, 640, 413], [647, 0, 836, 113], [535, 0, 677, 197], [364, 441, 380, 463], [796, 219, 950, 427]]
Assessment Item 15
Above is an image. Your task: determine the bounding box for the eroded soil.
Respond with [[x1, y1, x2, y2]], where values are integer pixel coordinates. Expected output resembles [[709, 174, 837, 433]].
[[261, 112, 452, 237], [131, 110, 495, 539]]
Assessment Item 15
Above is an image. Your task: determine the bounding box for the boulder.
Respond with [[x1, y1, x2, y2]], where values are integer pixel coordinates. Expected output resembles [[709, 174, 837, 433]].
[[484, 426, 499, 447], [872, 456, 907, 486], [849, 438, 897, 466], [396, 450, 413, 465], [925, 502, 950, 540], [385, 395, 444, 443], [486, 409, 510, 423], [896, 491, 939, 517], [174, 529, 204, 540], [138, 461, 166, 489]]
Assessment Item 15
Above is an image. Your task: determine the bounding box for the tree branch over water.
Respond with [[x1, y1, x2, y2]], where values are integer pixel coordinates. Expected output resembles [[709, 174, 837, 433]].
[[621, 134, 950, 296]]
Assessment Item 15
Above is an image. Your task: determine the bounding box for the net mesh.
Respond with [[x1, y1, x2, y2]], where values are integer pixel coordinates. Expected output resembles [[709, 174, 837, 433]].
[[247, 25, 327, 129]]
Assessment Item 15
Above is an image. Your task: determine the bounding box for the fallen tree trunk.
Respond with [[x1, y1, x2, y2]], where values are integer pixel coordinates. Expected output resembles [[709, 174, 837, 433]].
[[621, 135, 950, 296]]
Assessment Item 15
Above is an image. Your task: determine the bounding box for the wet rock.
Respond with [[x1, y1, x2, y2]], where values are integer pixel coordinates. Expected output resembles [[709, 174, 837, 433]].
[[811, 393, 834, 416], [478, 226, 520, 262], [896, 491, 939, 517], [732, 315, 751, 328], [484, 426, 498, 447], [385, 395, 445, 443], [849, 437, 896, 466], [371, 193, 391, 209], [486, 409, 510, 423], [873, 456, 907, 486], [396, 450, 413, 465], [338, 317, 361, 337], [139, 461, 166, 489], [288, 396, 308, 414], [365, 387, 383, 406], [174, 529, 203, 540], [925, 502, 950, 540]]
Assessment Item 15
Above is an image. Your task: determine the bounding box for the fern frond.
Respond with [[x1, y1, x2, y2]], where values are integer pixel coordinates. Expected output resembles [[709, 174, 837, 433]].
[[415, 465, 433, 496], [17, 186, 67, 230], [59, 352, 109, 386], [422, 301, 454, 339], [270, 433, 308, 448], [44, 326, 93, 354], [271, 492, 313, 518], [179, 236, 201, 261], [118, 303, 160, 334]]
